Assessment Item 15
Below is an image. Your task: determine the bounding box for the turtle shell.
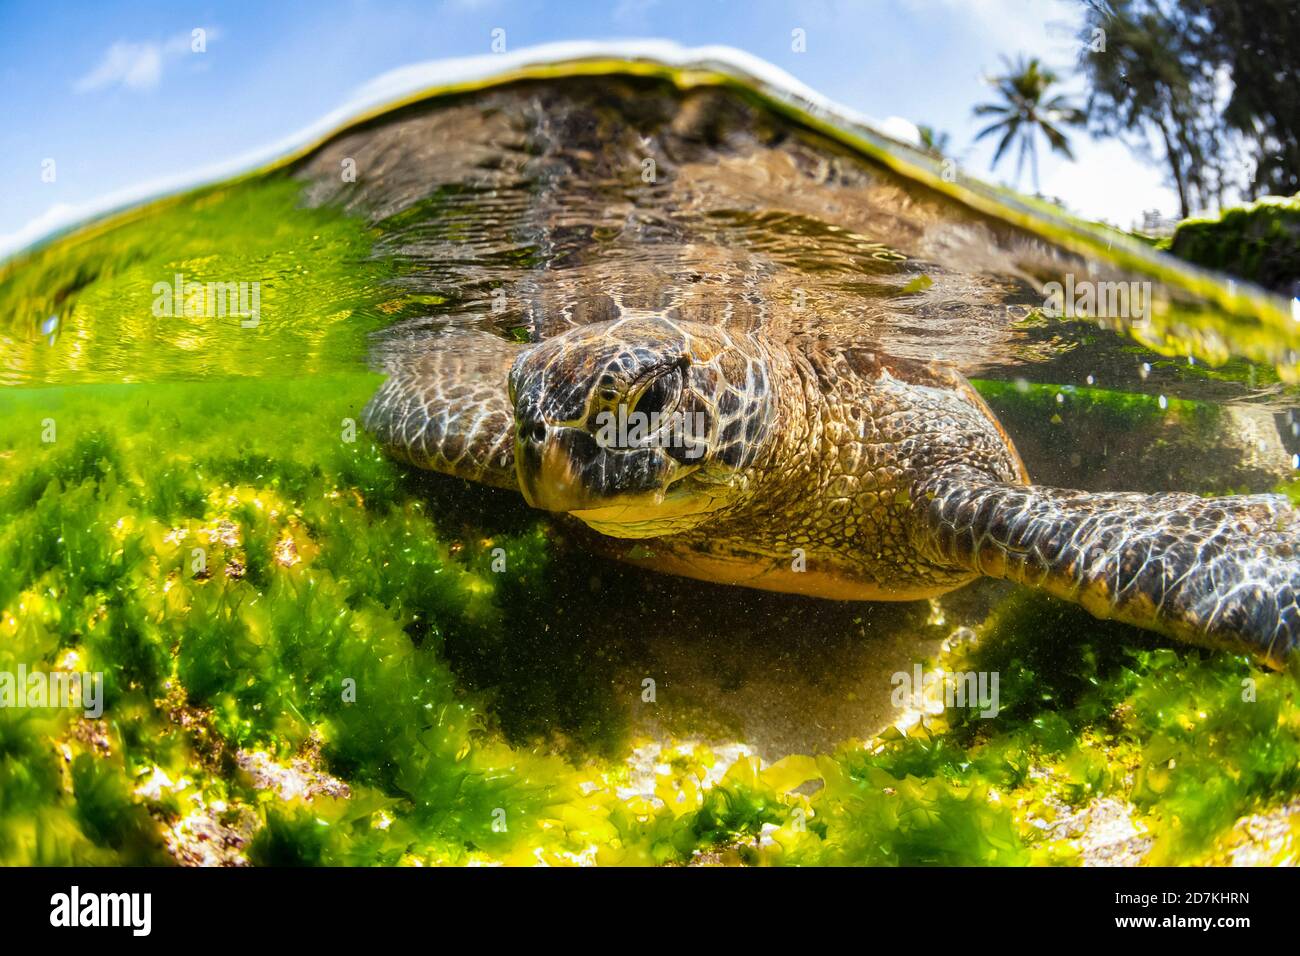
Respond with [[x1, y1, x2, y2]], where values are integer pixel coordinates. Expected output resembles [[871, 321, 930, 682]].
[[286, 63, 1299, 401]]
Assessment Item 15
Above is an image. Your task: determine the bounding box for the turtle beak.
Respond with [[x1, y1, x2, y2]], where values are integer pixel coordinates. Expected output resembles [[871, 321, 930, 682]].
[[516, 424, 598, 512], [515, 418, 682, 514]]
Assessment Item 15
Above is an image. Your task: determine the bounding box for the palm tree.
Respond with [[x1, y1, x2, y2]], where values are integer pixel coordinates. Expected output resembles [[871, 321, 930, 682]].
[[973, 56, 1085, 193], [916, 124, 951, 158]]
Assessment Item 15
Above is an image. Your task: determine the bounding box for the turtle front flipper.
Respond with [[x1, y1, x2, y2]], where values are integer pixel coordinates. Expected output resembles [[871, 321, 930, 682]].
[[911, 473, 1300, 669], [363, 328, 524, 490]]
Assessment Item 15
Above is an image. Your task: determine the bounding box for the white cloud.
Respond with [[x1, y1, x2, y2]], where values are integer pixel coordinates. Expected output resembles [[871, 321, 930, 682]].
[[74, 42, 163, 92], [73, 28, 219, 94], [903, 0, 1080, 59], [880, 116, 922, 146]]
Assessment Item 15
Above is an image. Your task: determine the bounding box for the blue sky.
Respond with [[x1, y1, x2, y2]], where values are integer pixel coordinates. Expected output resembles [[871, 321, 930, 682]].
[[0, 0, 1179, 255]]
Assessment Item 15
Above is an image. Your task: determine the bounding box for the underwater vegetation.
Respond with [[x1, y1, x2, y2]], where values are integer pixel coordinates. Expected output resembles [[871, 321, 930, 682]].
[[0, 176, 398, 388], [0, 371, 1297, 866], [1, 149, 1298, 868]]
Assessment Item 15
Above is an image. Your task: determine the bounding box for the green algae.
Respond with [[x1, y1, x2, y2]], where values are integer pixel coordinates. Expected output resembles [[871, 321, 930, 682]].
[[0, 175, 399, 388], [974, 378, 1209, 432], [1161, 194, 1300, 295], [0, 261, 1296, 868], [1, 374, 1296, 867]]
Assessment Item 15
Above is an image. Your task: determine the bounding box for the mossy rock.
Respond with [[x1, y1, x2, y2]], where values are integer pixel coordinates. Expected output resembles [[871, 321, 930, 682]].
[[1160, 194, 1300, 296]]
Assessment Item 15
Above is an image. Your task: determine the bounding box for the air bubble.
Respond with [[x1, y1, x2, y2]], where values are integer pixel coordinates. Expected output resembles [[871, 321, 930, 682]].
[[41, 314, 59, 346]]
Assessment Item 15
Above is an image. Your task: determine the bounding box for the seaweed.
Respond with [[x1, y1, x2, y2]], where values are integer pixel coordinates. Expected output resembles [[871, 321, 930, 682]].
[[0, 169, 1296, 869], [0, 362, 1296, 866]]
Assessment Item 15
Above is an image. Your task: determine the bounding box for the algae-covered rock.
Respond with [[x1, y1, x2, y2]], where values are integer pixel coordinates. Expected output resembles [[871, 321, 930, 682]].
[[1161, 194, 1300, 297]]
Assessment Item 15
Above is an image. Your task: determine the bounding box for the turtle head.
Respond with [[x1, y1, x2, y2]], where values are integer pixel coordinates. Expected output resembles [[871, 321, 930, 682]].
[[508, 316, 774, 537]]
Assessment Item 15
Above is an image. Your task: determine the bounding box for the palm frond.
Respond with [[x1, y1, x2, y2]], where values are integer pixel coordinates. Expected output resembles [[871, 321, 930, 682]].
[[971, 53, 1082, 189]]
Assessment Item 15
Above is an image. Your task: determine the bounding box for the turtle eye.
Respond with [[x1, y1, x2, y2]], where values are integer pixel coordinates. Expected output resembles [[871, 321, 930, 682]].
[[596, 373, 619, 403], [631, 366, 682, 419]]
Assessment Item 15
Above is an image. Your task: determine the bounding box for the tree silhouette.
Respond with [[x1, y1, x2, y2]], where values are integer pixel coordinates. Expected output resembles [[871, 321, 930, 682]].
[[1079, 0, 1300, 213]]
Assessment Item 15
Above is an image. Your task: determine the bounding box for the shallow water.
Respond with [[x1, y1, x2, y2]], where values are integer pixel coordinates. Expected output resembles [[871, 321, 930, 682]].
[[1, 65, 1298, 866]]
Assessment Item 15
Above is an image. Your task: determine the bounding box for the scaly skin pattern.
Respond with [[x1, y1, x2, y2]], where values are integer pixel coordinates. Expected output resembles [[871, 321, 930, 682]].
[[911, 476, 1300, 668], [366, 316, 1300, 668], [505, 315, 774, 526], [499, 316, 1025, 598], [363, 328, 521, 489], [629, 333, 1028, 600]]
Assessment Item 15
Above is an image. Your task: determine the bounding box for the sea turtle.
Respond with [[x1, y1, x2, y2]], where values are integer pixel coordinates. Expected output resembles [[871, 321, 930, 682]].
[[287, 67, 1298, 670], [363, 315, 1300, 670]]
